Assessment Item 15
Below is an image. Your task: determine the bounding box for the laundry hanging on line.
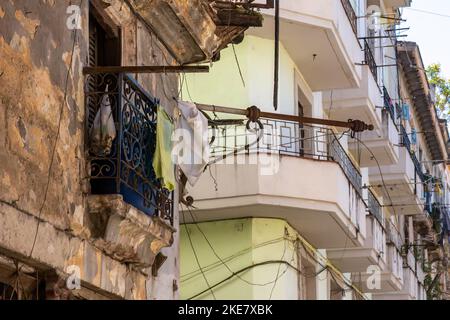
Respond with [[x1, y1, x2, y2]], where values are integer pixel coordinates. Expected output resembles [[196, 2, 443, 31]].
[[175, 101, 210, 187], [153, 106, 176, 192]]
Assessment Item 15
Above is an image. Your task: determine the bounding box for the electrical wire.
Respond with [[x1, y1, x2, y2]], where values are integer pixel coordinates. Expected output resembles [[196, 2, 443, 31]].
[[180, 236, 290, 282], [232, 43, 246, 88], [187, 260, 303, 301], [181, 210, 217, 299], [269, 230, 288, 300], [346, 132, 407, 242], [181, 205, 344, 298], [182, 204, 299, 288], [27, 0, 84, 263], [404, 7, 450, 19]]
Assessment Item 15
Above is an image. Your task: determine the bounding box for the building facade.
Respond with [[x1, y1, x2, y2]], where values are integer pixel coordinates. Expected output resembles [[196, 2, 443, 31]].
[[0, 0, 259, 300], [180, 0, 450, 300], [0, 0, 448, 301]]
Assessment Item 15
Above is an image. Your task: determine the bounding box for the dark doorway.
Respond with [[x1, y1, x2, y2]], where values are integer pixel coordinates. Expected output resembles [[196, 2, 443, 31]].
[[298, 101, 305, 157]]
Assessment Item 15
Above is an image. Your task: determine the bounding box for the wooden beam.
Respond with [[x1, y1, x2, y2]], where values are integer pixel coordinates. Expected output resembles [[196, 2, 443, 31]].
[[83, 65, 209, 75], [90, 0, 120, 39], [216, 9, 263, 27]]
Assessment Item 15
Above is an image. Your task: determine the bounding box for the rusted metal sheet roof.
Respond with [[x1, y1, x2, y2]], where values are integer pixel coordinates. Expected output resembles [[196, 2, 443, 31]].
[[398, 41, 448, 161]]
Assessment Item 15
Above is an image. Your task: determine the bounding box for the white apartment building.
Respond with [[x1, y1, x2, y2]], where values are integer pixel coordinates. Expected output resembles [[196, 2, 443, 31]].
[[179, 0, 449, 300]]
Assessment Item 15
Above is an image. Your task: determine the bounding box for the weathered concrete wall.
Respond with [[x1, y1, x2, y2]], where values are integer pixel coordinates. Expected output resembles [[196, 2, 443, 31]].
[[0, 0, 179, 299], [0, 0, 87, 231]]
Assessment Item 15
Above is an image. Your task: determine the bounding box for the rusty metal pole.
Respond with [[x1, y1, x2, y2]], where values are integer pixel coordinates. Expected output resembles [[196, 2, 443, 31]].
[[83, 65, 210, 75], [195, 103, 374, 132]]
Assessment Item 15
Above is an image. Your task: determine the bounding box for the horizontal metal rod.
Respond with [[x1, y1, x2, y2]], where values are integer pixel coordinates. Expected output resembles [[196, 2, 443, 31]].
[[358, 35, 407, 39], [83, 65, 209, 75], [195, 103, 374, 131]]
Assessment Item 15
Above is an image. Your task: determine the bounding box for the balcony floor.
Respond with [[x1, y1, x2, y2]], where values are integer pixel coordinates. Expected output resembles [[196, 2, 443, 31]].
[[247, 0, 361, 91], [327, 247, 387, 273], [185, 155, 366, 249]]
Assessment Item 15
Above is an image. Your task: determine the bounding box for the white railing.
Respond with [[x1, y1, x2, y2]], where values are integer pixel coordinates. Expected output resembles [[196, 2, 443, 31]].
[[372, 217, 387, 258], [388, 245, 404, 283], [386, 221, 403, 250]]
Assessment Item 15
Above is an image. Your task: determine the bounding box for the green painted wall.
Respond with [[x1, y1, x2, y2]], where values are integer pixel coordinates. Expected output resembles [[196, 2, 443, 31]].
[[182, 35, 306, 116], [180, 218, 301, 300]]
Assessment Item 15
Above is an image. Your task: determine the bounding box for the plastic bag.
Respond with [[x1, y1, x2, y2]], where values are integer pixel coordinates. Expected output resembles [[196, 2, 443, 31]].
[[89, 85, 117, 156]]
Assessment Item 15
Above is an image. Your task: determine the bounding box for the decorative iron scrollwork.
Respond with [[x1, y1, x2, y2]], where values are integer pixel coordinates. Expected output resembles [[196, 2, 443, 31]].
[[85, 73, 174, 225]]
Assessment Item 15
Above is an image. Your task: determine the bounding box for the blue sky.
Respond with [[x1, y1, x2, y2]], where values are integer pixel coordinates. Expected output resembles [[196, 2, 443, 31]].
[[402, 0, 450, 78]]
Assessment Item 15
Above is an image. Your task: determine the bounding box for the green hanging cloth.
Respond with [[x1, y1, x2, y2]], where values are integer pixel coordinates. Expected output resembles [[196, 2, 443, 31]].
[[153, 106, 175, 191]]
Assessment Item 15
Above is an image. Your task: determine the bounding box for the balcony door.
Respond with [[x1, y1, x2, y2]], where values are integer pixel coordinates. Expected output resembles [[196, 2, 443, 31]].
[[88, 2, 121, 68], [296, 85, 313, 158], [298, 102, 306, 157]]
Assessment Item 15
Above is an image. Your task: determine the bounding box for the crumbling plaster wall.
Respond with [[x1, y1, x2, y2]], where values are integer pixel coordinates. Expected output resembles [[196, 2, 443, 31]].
[[0, 0, 179, 300]]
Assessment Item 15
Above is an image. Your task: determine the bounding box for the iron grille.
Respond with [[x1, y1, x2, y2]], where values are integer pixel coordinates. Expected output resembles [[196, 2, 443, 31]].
[[341, 0, 358, 36], [85, 72, 173, 224], [210, 119, 363, 197]]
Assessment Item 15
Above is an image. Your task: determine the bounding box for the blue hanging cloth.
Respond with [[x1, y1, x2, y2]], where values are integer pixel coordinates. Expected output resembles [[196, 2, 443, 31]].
[[402, 103, 410, 121], [411, 128, 417, 145]]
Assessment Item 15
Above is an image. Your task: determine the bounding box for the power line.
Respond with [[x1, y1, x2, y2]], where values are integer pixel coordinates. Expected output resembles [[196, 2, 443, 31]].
[[181, 210, 217, 299], [269, 230, 288, 300], [27, 0, 84, 262], [345, 133, 406, 242], [182, 204, 299, 288], [404, 7, 450, 19], [179, 235, 324, 283], [186, 260, 303, 301], [181, 204, 365, 298]]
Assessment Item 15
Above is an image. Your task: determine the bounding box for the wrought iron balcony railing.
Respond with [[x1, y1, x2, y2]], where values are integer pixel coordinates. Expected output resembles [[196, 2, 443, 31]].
[[368, 188, 383, 225], [383, 86, 396, 125], [364, 39, 378, 82], [400, 124, 425, 183], [85, 72, 173, 224], [341, 0, 358, 37], [210, 119, 363, 196]]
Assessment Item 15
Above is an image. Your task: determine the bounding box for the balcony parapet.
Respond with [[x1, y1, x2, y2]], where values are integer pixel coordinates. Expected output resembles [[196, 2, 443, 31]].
[[85, 72, 174, 224]]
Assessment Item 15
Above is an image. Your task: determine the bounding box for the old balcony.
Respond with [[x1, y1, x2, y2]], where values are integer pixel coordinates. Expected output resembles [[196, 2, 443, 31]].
[[126, 0, 263, 64], [348, 87, 400, 167], [368, 125, 426, 215], [184, 120, 367, 249], [84, 72, 175, 267], [327, 189, 387, 272], [248, 0, 363, 91], [359, 243, 405, 293], [358, 219, 405, 293], [372, 269, 420, 300], [323, 43, 382, 131]]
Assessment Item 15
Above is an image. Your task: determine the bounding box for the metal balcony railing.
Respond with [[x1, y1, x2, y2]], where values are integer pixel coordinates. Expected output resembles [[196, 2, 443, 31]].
[[341, 0, 358, 37], [85, 72, 173, 224], [383, 86, 396, 125], [368, 189, 383, 224], [400, 124, 425, 183], [384, 90, 426, 184], [400, 124, 412, 151], [404, 250, 417, 272], [386, 222, 403, 250], [364, 40, 378, 82], [210, 119, 363, 196]]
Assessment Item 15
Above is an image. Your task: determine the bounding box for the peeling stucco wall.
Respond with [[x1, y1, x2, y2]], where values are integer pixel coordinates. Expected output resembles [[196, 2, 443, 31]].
[[0, 0, 179, 300]]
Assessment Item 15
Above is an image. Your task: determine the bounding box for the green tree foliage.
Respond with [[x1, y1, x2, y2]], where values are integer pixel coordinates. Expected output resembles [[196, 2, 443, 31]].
[[426, 63, 450, 120]]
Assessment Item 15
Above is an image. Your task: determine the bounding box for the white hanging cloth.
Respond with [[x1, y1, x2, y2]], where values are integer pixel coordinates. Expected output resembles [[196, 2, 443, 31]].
[[175, 101, 210, 186]]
